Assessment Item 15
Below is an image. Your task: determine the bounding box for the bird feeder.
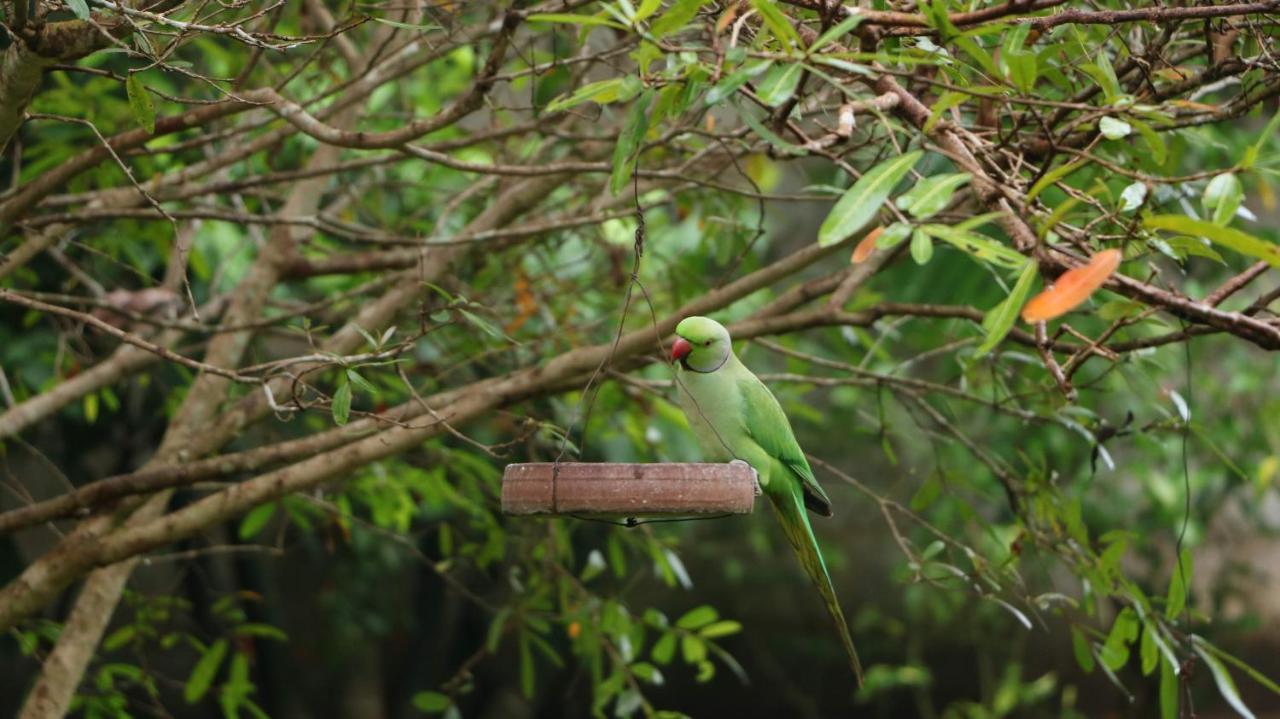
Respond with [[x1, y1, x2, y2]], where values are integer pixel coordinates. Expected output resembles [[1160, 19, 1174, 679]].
[[501, 462, 759, 519]]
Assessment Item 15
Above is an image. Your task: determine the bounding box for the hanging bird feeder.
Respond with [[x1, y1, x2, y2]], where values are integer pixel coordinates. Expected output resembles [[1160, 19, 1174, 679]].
[[501, 461, 759, 520]]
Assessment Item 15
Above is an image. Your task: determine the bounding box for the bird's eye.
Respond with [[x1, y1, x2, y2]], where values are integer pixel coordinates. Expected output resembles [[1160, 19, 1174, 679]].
[[704, 340, 711, 346]]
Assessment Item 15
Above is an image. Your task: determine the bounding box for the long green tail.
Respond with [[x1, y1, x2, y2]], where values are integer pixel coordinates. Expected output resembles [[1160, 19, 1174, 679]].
[[766, 482, 864, 686]]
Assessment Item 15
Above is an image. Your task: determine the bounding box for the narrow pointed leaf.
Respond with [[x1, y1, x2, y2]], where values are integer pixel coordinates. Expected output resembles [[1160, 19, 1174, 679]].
[[897, 172, 970, 219], [610, 90, 653, 195], [818, 150, 923, 246], [919, 224, 1028, 268], [1160, 655, 1179, 719], [1193, 640, 1257, 719], [126, 74, 156, 135], [811, 14, 866, 51], [756, 62, 804, 107], [185, 639, 228, 703], [976, 261, 1037, 356], [1145, 215, 1280, 268], [706, 60, 772, 106], [649, 0, 706, 37], [749, 0, 800, 47]]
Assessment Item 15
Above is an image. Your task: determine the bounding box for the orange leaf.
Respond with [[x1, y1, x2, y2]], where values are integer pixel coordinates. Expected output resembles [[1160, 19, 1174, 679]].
[[715, 3, 741, 34], [1168, 99, 1222, 114], [1021, 249, 1121, 323], [504, 270, 538, 334], [851, 226, 883, 264]]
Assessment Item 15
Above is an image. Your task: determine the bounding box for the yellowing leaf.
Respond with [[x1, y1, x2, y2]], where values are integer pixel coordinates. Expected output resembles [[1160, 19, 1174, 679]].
[[851, 226, 883, 264], [1021, 249, 1121, 323]]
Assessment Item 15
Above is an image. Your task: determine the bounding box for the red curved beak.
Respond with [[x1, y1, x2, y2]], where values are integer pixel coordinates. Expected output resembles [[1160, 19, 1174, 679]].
[[671, 337, 692, 363]]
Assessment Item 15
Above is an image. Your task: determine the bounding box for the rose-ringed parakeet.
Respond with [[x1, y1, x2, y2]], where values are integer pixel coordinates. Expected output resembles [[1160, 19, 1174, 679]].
[[670, 316, 863, 685]]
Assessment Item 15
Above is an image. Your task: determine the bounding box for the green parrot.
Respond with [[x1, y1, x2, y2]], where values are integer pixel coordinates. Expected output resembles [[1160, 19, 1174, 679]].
[[670, 315, 864, 685]]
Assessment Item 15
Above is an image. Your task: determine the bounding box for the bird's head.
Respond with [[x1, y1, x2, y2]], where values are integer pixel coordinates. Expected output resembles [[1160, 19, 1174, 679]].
[[671, 316, 732, 373]]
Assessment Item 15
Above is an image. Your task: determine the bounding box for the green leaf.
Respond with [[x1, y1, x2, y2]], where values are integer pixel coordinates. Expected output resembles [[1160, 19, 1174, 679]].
[[919, 224, 1028, 269], [649, 0, 706, 38], [331, 381, 352, 426], [66, 0, 90, 19], [897, 172, 971, 219], [238, 503, 276, 540], [1080, 51, 1121, 101], [924, 91, 967, 133], [1193, 640, 1257, 719], [1071, 627, 1096, 673], [486, 607, 511, 653], [698, 620, 742, 639], [610, 89, 654, 195], [630, 661, 664, 685], [756, 63, 804, 107], [1157, 652, 1172, 716], [459, 308, 511, 341], [634, 0, 663, 23], [1165, 547, 1192, 619], [676, 605, 718, 630], [1242, 106, 1280, 168], [1099, 116, 1131, 140], [234, 623, 287, 641], [909, 229, 933, 264], [615, 689, 644, 717], [706, 60, 772, 106], [810, 14, 866, 51], [749, 0, 800, 48], [1145, 215, 1280, 268], [519, 632, 535, 699], [681, 634, 707, 663], [920, 0, 958, 41], [1160, 655, 1179, 719], [371, 17, 443, 31], [412, 691, 452, 713], [877, 222, 912, 249], [1100, 607, 1139, 671], [975, 261, 1037, 357], [126, 74, 156, 135], [911, 475, 941, 510], [733, 101, 806, 155], [184, 639, 227, 703], [1005, 52, 1037, 93], [1119, 182, 1147, 212], [818, 150, 923, 246], [1026, 158, 1087, 203], [1140, 622, 1160, 676], [83, 392, 99, 423], [345, 369, 377, 395], [1203, 173, 1243, 226], [1130, 118, 1167, 166], [546, 76, 641, 113], [955, 35, 1000, 79], [527, 13, 626, 30], [1193, 636, 1280, 696], [651, 632, 677, 664], [103, 626, 136, 652]]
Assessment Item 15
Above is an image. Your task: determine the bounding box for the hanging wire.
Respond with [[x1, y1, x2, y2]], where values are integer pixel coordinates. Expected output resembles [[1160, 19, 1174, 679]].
[[547, 145, 747, 527]]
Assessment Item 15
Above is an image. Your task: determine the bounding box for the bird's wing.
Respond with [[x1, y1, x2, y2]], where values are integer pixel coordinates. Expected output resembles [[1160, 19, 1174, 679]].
[[736, 370, 833, 517]]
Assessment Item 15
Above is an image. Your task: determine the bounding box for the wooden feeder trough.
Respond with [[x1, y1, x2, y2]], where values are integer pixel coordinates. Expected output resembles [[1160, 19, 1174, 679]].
[[502, 462, 759, 519]]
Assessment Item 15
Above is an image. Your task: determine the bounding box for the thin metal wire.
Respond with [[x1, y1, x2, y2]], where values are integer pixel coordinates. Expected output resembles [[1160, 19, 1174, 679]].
[[546, 154, 747, 527]]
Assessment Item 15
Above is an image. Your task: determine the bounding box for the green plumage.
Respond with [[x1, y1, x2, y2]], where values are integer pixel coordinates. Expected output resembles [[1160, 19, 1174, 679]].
[[672, 317, 864, 685]]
